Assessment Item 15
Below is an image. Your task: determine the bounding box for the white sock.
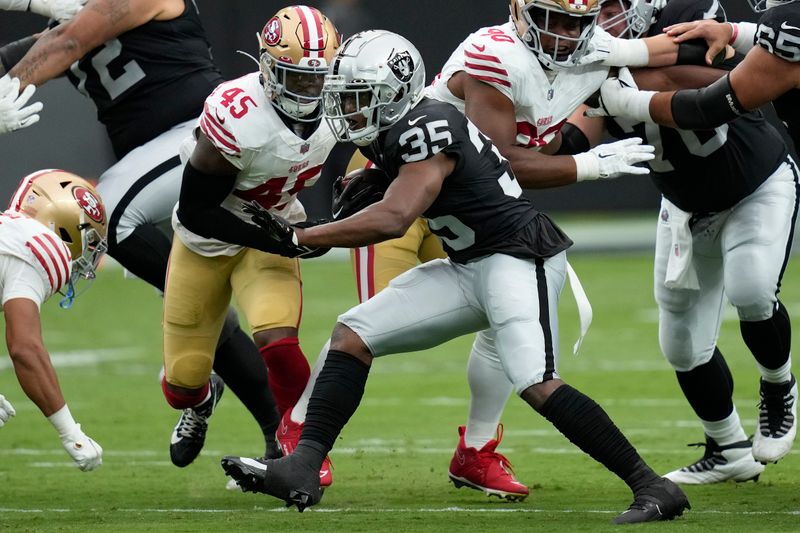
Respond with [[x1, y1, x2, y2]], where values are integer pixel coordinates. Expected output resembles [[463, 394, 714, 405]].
[[757, 357, 793, 384], [290, 338, 330, 423], [463, 332, 513, 449], [701, 409, 748, 446]]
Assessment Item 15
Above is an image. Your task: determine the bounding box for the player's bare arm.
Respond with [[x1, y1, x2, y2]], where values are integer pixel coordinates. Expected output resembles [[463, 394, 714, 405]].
[[453, 72, 581, 188], [9, 0, 183, 88], [3, 298, 66, 416], [648, 46, 800, 128], [297, 152, 453, 249]]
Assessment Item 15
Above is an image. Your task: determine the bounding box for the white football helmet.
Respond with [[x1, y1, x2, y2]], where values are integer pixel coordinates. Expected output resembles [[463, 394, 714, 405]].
[[749, 0, 798, 12], [599, 0, 665, 39], [257, 5, 340, 122], [322, 30, 426, 146], [9, 169, 107, 300], [509, 0, 601, 69]]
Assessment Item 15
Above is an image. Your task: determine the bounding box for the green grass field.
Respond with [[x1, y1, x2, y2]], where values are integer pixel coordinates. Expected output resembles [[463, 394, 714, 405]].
[[1, 253, 799, 532]]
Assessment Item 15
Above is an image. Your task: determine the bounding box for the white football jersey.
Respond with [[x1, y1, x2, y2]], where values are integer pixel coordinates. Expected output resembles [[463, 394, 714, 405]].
[[0, 210, 72, 304], [425, 21, 609, 149], [173, 72, 337, 257]]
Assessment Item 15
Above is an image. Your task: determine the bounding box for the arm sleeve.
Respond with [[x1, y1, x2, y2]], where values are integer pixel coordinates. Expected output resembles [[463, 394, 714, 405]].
[[176, 161, 277, 253], [671, 73, 747, 130]]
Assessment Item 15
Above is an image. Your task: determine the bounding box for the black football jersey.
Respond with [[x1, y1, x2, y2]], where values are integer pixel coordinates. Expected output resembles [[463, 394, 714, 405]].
[[756, 2, 800, 63], [361, 98, 572, 264], [66, 1, 224, 158], [606, 0, 789, 213]]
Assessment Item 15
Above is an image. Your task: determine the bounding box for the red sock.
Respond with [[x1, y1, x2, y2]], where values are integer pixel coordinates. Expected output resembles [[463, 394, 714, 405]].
[[161, 376, 209, 409], [259, 337, 311, 415]]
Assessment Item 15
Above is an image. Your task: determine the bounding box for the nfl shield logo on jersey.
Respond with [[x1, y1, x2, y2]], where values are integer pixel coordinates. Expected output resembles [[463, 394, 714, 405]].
[[388, 51, 414, 83]]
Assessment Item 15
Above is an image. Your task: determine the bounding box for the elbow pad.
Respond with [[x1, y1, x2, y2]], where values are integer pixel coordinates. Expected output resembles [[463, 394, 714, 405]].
[[671, 74, 746, 130]]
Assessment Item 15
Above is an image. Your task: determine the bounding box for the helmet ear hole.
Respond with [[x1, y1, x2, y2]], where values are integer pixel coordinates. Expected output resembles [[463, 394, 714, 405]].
[[59, 228, 73, 244]]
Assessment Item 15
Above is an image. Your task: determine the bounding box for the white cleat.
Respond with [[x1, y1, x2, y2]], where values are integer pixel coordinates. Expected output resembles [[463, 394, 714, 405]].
[[664, 436, 764, 485], [752, 375, 797, 464]]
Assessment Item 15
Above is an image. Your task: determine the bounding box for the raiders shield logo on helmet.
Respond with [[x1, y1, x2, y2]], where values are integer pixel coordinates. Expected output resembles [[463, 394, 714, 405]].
[[387, 51, 414, 82]]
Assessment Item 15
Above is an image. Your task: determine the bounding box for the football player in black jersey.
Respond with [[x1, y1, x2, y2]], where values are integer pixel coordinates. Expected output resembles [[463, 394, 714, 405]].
[[0, 0, 283, 470], [586, 1, 800, 145], [572, 0, 798, 481], [220, 29, 690, 525]]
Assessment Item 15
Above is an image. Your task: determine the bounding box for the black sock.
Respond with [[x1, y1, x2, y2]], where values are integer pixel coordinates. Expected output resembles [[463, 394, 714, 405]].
[[540, 384, 660, 493], [740, 300, 792, 370], [675, 348, 734, 422], [213, 318, 280, 453], [297, 350, 370, 468]]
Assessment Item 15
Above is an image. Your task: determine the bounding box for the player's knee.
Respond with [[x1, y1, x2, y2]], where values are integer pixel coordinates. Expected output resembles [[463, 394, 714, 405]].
[[659, 332, 713, 372], [520, 378, 564, 412], [330, 323, 372, 365], [728, 286, 776, 321], [165, 355, 213, 390]]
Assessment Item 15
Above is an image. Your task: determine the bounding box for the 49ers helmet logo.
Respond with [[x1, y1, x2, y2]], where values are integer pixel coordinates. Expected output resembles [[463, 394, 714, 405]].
[[387, 51, 414, 82], [72, 186, 105, 223], [263, 16, 282, 46]]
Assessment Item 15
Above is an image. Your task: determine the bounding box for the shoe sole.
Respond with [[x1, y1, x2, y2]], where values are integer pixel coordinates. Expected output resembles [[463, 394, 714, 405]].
[[449, 474, 528, 502]]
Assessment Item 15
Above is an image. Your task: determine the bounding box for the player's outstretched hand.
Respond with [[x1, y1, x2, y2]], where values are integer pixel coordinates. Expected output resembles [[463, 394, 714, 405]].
[[574, 137, 655, 181], [0, 394, 16, 427], [243, 201, 329, 258], [584, 67, 654, 122], [0, 75, 42, 135], [60, 423, 103, 471], [664, 19, 731, 66]]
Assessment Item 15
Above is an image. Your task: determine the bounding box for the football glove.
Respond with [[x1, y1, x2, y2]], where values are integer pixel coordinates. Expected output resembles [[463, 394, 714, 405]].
[[331, 167, 392, 221], [573, 137, 655, 181], [0, 394, 16, 427], [243, 201, 330, 259], [0, 75, 42, 135], [575, 26, 649, 67], [30, 0, 87, 21], [584, 67, 656, 122], [60, 423, 103, 471]]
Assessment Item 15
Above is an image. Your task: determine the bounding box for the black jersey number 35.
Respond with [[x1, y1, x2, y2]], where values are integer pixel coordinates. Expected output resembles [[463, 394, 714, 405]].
[[399, 119, 453, 163]]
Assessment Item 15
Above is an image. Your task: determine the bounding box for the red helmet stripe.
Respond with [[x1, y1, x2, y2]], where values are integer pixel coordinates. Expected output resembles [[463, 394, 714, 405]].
[[8, 169, 60, 211], [294, 5, 324, 58]]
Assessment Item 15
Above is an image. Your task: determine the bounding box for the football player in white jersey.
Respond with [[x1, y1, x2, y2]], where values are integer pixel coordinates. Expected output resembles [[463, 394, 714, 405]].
[[0, 0, 290, 472], [1, 169, 106, 471], [161, 5, 339, 486]]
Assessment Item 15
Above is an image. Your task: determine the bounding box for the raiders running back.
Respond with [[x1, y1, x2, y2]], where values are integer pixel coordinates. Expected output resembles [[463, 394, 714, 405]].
[[360, 98, 572, 264], [66, 1, 224, 158]]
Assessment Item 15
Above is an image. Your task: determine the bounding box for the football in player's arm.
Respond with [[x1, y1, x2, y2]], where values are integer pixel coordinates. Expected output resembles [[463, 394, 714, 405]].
[[2, 170, 107, 471]]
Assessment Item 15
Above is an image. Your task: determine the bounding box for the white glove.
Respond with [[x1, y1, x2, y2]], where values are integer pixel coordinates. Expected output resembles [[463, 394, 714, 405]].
[[60, 423, 103, 471], [573, 137, 655, 180], [576, 26, 650, 67], [30, 0, 87, 22], [0, 394, 16, 427], [0, 75, 42, 135], [584, 67, 655, 122]]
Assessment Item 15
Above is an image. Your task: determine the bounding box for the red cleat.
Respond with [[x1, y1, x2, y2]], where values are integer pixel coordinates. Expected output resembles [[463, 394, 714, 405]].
[[277, 410, 333, 487], [448, 424, 528, 502]]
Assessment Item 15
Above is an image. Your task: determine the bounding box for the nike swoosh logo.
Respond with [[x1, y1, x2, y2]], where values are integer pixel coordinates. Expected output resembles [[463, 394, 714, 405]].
[[215, 110, 226, 124], [332, 206, 344, 219], [408, 115, 427, 126], [472, 44, 486, 52], [598, 153, 613, 159], [319, 470, 329, 479], [782, 22, 800, 31], [455, 450, 466, 466]]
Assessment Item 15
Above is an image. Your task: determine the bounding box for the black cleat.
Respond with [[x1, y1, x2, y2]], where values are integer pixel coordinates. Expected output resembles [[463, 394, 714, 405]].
[[221, 454, 322, 511], [612, 477, 690, 525], [169, 374, 224, 467]]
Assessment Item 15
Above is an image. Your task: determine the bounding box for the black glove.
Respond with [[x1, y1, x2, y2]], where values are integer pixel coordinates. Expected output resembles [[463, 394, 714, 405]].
[[242, 201, 330, 259]]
